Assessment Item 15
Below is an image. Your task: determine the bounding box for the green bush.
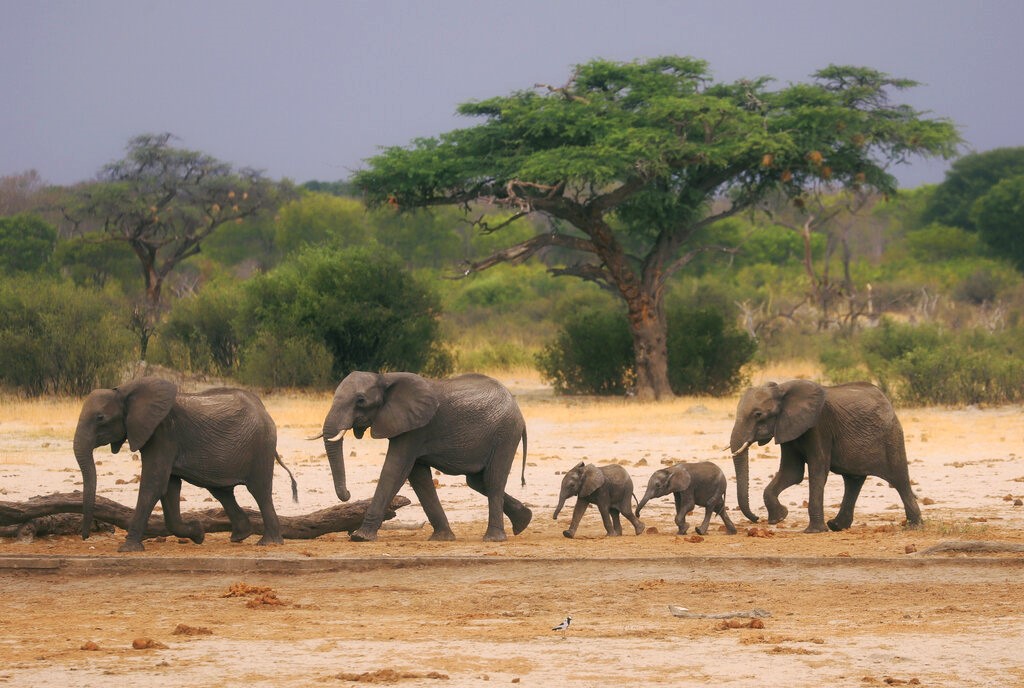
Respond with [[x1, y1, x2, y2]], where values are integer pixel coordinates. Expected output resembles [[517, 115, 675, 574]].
[[0, 214, 57, 275], [238, 245, 451, 383], [666, 305, 757, 396], [0, 277, 134, 395], [535, 307, 634, 395], [536, 301, 756, 396], [821, 318, 1024, 405], [154, 280, 245, 375], [237, 331, 334, 389]]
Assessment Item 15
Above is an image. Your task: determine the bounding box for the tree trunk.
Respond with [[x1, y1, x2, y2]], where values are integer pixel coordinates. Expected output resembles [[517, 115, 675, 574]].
[[627, 298, 674, 400], [0, 492, 411, 541]]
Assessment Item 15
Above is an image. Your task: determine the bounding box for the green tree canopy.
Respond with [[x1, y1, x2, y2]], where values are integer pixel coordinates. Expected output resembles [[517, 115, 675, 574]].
[[354, 56, 960, 398], [923, 147, 1024, 230], [970, 174, 1024, 270], [0, 213, 57, 275]]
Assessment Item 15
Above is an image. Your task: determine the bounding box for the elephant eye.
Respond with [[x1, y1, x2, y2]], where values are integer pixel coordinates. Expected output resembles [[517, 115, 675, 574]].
[[355, 394, 367, 408], [96, 413, 106, 423]]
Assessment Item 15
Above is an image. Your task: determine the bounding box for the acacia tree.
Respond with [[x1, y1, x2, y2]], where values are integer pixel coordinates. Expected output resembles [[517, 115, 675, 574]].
[[354, 57, 960, 399], [68, 133, 290, 357]]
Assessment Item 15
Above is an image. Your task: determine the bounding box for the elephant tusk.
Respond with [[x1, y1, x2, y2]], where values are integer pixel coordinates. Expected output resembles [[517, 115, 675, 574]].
[[307, 432, 324, 441], [731, 441, 751, 457], [326, 429, 346, 443]]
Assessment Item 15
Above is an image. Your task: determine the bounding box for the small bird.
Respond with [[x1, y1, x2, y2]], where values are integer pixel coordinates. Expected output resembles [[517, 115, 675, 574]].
[[552, 616, 572, 632]]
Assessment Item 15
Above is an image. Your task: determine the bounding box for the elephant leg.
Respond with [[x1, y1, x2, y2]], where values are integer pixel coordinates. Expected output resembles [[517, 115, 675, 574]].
[[695, 503, 714, 536], [160, 476, 204, 544], [120, 454, 174, 552], [249, 487, 284, 546], [764, 451, 804, 525], [828, 474, 866, 531], [209, 486, 253, 542], [893, 478, 923, 528], [621, 500, 645, 535], [600, 505, 619, 536], [674, 494, 695, 535], [465, 471, 532, 541], [563, 499, 590, 538], [351, 448, 417, 542], [611, 509, 623, 535], [408, 464, 455, 541], [717, 499, 738, 535], [804, 457, 831, 533]]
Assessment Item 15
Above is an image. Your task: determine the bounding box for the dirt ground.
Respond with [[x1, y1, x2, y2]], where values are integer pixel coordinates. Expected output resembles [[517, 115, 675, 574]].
[[1, 370, 1023, 687]]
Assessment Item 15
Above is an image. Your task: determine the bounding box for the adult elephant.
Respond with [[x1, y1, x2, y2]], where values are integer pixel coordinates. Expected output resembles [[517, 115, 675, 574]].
[[321, 371, 531, 542], [74, 377, 297, 552], [729, 380, 922, 533]]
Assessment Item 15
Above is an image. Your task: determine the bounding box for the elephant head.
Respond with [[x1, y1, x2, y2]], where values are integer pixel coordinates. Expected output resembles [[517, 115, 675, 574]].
[[729, 379, 825, 522], [553, 462, 604, 518], [636, 466, 691, 515], [73, 377, 177, 539], [322, 371, 439, 503]]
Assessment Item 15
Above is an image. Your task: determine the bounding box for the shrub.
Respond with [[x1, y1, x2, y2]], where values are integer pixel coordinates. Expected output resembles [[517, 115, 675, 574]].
[[536, 301, 756, 396], [154, 280, 244, 375], [0, 277, 134, 395], [0, 214, 57, 275], [821, 318, 1024, 405], [535, 307, 634, 395], [666, 305, 757, 396], [237, 331, 334, 389], [238, 245, 451, 383]]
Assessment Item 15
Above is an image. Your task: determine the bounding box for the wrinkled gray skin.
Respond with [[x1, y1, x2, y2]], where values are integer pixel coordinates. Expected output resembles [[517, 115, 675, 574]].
[[322, 372, 531, 542], [730, 380, 922, 533], [74, 377, 297, 552], [553, 462, 645, 539], [637, 461, 737, 536]]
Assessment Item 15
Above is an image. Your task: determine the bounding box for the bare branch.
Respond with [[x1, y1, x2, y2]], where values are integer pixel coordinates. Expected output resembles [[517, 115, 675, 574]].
[[452, 231, 595, 278]]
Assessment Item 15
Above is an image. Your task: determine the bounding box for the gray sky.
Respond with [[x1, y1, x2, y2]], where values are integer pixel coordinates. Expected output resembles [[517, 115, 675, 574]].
[[3, 0, 1022, 189]]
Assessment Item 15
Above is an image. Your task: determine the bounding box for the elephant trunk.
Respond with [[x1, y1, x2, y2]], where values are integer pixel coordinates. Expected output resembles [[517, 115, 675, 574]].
[[323, 408, 352, 502], [636, 489, 654, 516], [553, 491, 569, 520], [73, 428, 97, 540], [731, 421, 759, 523]]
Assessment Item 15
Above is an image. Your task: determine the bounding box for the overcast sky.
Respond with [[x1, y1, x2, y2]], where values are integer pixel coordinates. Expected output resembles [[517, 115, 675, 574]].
[[3, 0, 1022, 189]]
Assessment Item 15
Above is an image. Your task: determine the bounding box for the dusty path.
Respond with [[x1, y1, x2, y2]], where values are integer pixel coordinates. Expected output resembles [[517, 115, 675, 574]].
[[2, 372, 1024, 686]]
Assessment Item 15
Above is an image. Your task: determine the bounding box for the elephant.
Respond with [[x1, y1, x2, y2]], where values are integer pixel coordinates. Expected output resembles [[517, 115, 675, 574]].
[[729, 379, 922, 533], [637, 461, 737, 536], [553, 462, 645, 539], [73, 377, 297, 552], [321, 371, 532, 542]]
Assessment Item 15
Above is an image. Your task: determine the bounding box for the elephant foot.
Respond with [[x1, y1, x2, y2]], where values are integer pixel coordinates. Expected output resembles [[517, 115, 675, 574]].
[[676, 527, 689, 536], [510, 507, 533, 535], [428, 529, 457, 542], [803, 523, 829, 534], [350, 529, 379, 542], [256, 535, 284, 546], [118, 540, 145, 553], [695, 526, 708, 536], [189, 531, 205, 545], [766, 505, 789, 524], [483, 528, 508, 542], [827, 518, 851, 532], [230, 524, 254, 543], [562, 530, 575, 539]]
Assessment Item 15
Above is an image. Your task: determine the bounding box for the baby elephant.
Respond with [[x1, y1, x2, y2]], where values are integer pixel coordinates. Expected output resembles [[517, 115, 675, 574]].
[[637, 462, 737, 536], [553, 462, 645, 539]]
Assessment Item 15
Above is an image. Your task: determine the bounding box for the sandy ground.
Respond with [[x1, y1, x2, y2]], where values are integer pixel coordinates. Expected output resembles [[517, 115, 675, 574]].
[[1, 370, 1024, 687]]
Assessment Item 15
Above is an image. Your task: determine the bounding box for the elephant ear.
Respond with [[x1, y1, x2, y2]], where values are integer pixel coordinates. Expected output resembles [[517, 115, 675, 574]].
[[580, 464, 606, 498], [668, 466, 692, 493], [371, 373, 440, 439], [775, 379, 826, 444], [118, 377, 177, 452]]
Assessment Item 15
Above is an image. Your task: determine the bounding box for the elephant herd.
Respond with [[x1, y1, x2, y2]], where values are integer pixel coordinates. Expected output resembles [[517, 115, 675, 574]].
[[73, 371, 923, 552]]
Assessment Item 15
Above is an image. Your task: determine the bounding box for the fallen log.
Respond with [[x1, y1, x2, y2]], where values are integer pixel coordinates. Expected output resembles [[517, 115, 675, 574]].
[[0, 492, 411, 541], [918, 540, 1024, 555]]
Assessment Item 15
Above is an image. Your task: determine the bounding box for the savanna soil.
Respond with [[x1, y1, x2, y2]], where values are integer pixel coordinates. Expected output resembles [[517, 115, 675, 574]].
[[1, 368, 1023, 687]]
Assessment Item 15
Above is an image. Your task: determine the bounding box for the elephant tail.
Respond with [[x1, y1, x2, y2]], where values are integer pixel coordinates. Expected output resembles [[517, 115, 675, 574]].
[[520, 428, 528, 488], [275, 453, 299, 503]]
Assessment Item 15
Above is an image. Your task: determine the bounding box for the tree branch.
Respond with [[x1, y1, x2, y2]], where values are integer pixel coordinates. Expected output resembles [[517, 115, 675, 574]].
[[453, 231, 595, 278]]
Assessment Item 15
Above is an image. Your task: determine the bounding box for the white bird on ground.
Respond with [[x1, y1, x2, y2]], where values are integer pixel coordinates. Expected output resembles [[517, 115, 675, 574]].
[[552, 616, 572, 632]]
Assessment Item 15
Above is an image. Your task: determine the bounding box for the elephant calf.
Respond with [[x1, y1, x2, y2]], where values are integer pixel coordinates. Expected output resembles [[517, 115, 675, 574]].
[[637, 462, 737, 536], [553, 462, 644, 539]]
